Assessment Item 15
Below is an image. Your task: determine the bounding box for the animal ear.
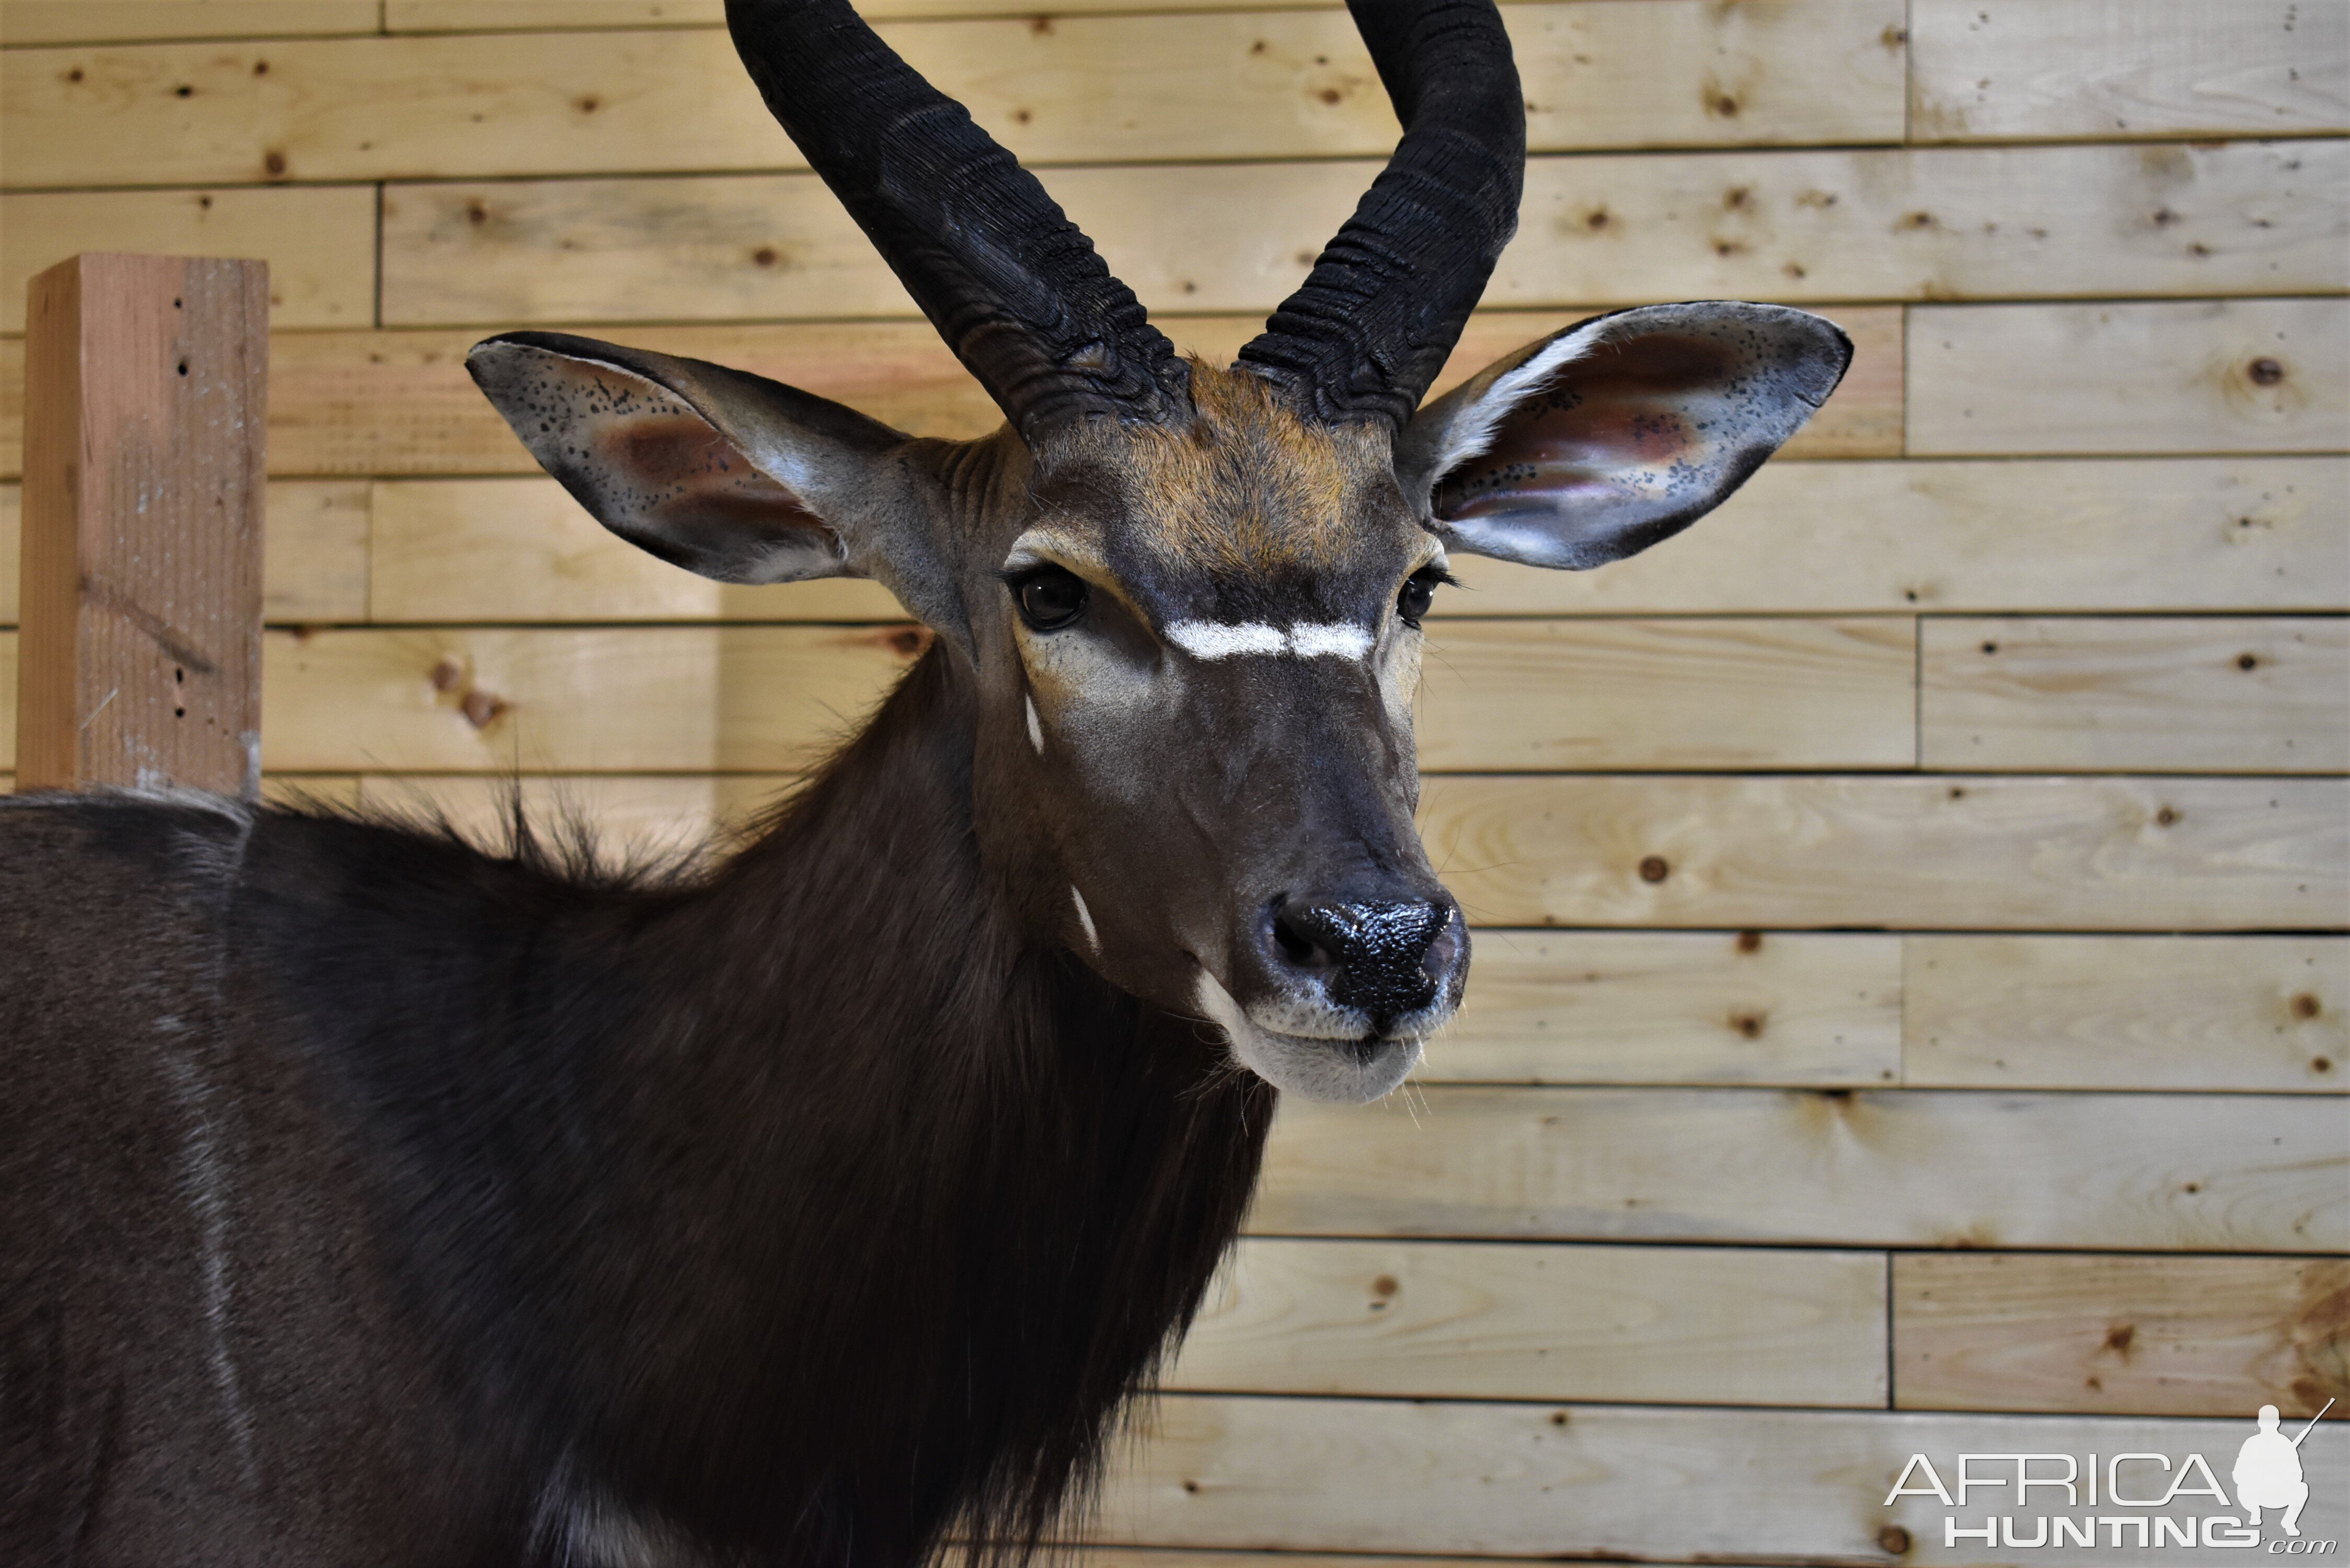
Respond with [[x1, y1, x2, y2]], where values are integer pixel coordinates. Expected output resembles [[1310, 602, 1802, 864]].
[[1396, 303, 1851, 571], [467, 330, 965, 636]]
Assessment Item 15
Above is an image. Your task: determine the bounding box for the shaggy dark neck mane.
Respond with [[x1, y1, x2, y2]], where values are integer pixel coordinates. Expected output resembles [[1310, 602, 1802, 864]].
[[240, 648, 1274, 1563]]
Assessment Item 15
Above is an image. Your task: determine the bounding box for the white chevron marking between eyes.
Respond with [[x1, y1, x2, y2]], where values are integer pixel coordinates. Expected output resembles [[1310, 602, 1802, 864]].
[[1288, 623, 1374, 658], [1166, 620, 1372, 660]]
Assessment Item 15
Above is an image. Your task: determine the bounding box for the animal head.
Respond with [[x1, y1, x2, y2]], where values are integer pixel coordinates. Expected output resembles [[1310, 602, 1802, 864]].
[[467, 0, 1849, 1103]]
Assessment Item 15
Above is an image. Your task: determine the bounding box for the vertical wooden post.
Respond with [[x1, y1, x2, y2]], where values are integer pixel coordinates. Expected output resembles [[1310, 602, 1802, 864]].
[[17, 253, 268, 797]]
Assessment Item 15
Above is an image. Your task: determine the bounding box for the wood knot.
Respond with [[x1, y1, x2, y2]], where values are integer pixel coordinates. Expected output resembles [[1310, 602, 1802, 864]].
[[752, 246, 778, 267], [885, 627, 929, 659], [1735, 929, 1763, 953], [1979, 640, 1998, 654], [1317, 88, 1342, 105], [2239, 652, 2261, 670], [1370, 1274, 1399, 1298], [574, 94, 600, 113], [2249, 358, 2285, 386], [1584, 207, 1611, 230], [1731, 1012, 1765, 1040], [1179, 1477, 1199, 1493], [1638, 856, 1669, 883], [2103, 1322, 2136, 1355], [263, 149, 288, 176], [429, 656, 465, 693], [2155, 805, 2180, 827], [2313, 1056, 2334, 1074], [1549, 1410, 1569, 1426], [460, 690, 509, 730], [65, 66, 83, 82], [174, 83, 193, 97], [2291, 992, 2322, 1020], [1877, 1524, 1911, 1555]]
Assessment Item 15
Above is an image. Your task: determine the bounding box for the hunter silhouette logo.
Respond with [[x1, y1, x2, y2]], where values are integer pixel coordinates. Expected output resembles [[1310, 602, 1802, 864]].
[[2237, 1402, 2328, 1539], [1884, 1400, 2336, 1552]]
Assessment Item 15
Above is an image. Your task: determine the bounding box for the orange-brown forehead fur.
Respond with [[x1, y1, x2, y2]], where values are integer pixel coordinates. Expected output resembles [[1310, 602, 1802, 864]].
[[1044, 361, 1402, 575]]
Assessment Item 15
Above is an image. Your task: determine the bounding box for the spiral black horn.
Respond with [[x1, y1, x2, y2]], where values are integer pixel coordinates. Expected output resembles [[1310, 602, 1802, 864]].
[[1237, 0, 1525, 432], [724, 0, 1191, 438]]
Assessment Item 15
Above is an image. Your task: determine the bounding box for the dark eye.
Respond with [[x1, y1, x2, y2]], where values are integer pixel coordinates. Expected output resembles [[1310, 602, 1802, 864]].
[[1397, 566, 1448, 627], [1011, 565, 1089, 631]]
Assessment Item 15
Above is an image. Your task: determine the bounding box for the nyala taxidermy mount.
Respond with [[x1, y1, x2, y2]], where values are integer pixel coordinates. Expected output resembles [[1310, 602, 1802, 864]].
[[0, 0, 1848, 1561]]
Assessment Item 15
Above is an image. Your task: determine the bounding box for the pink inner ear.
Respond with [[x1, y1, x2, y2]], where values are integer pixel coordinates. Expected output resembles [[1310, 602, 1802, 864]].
[[602, 412, 824, 531], [1434, 332, 1742, 522]]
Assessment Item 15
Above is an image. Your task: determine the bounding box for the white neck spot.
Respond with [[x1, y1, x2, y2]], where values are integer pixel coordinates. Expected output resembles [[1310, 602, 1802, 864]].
[[1023, 693, 1044, 754], [1071, 885, 1099, 952], [1166, 620, 1372, 661]]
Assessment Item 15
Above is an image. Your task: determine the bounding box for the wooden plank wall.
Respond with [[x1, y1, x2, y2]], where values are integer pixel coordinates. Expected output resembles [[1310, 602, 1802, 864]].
[[3, 1, 2344, 1561]]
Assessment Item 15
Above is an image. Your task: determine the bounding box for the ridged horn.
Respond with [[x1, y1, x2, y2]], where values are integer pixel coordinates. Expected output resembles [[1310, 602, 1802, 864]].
[[724, 0, 1191, 438], [1236, 0, 1525, 432]]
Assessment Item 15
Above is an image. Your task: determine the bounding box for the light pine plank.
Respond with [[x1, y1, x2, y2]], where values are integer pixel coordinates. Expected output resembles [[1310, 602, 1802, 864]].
[[354, 457, 2345, 622], [257, 625, 927, 773], [1907, 298, 2350, 457], [250, 619, 1918, 773], [2, 480, 368, 626], [367, 478, 904, 623], [1250, 1086, 2348, 1251], [0, 309, 1900, 480], [1088, 1398, 2349, 1559], [0, 1, 380, 45], [3, 4, 1905, 189], [0, 186, 378, 333], [1920, 616, 2350, 774], [348, 772, 794, 858], [1910, 0, 2349, 143], [1427, 930, 1903, 1087], [1416, 618, 1917, 773], [1452, 456, 2350, 616], [1419, 774, 2349, 932], [259, 773, 362, 810], [1077, 1557, 1785, 1568], [385, 1, 1365, 22], [258, 321, 1001, 477], [377, 141, 2342, 326], [1894, 1253, 2349, 1420], [1166, 1238, 1887, 1406], [258, 480, 372, 623], [1904, 935, 2349, 1093]]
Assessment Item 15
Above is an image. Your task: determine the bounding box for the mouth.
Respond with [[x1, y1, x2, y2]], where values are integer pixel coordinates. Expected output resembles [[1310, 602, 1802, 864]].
[[1192, 970, 1439, 1103]]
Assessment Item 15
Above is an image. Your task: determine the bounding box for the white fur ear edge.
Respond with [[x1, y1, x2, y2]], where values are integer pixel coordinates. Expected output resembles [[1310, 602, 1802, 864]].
[[1419, 316, 1615, 485]]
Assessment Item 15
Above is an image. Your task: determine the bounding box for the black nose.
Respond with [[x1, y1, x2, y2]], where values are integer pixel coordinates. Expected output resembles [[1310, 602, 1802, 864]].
[[1266, 898, 1461, 1033]]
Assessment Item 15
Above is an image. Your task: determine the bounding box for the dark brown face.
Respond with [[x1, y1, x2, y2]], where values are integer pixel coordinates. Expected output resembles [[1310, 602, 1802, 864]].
[[962, 367, 1467, 1101]]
